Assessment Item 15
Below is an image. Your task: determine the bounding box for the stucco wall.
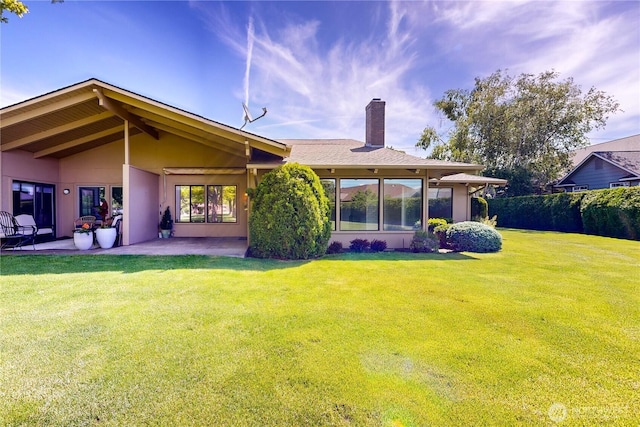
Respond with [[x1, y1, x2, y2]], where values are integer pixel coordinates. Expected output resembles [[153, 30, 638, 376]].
[[125, 165, 159, 245]]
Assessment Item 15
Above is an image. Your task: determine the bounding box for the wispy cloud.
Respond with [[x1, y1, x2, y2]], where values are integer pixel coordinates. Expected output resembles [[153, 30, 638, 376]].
[[195, 0, 639, 151]]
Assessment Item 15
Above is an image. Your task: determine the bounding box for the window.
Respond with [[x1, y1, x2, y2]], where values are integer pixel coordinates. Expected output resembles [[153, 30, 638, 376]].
[[176, 185, 237, 223], [610, 182, 629, 188], [111, 186, 123, 216], [79, 186, 106, 219], [12, 181, 55, 230], [572, 185, 589, 192], [428, 187, 452, 220], [321, 179, 336, 230], [383, 179, 422, 231], [340, 179, 379, 231], [207, 185, 237, 223]]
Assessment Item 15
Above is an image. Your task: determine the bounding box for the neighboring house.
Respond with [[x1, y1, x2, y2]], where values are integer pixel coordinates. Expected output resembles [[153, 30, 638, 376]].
[[555, 134, 640, 192], [0, 79, 506, 249]]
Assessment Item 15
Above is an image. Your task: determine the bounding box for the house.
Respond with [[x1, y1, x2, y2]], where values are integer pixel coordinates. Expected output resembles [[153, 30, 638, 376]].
[[555, 135, 640, 192], [0, 79, 506, 249]]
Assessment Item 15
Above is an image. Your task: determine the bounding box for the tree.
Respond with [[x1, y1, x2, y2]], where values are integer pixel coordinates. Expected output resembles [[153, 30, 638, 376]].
[[0, 0, 28, 23], [417, 70, 619, 195], [1, 0, 63, 23]]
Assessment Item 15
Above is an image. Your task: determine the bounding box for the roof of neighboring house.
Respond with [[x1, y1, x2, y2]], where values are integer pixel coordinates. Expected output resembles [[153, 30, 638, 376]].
[[245, 139, 484, 175], [556, 150, 640, 186], [0, 78, 289, 159], [572, 134, 640, 165]]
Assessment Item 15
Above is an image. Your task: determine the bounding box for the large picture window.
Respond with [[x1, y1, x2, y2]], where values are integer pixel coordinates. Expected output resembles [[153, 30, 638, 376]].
[[383, 179, 422, 231], [12, 180, 55, 231], [321, 179, 336, 231], [340, 179, 379, 231], [207, 185, 237, 223], [428, 187, 453, 220], [176, 185, 237, 223]]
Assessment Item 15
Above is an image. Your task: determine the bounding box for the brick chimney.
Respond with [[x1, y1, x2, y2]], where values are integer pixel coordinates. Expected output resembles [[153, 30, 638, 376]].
[[365, 98, 385, 148]]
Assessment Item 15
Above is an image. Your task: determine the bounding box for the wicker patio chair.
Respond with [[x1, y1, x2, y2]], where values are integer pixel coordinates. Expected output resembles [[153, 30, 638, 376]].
[[0, 211, 37, 250]]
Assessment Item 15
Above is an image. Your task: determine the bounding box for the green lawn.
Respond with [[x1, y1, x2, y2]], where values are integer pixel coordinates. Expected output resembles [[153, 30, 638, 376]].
[[1, 229, 638, 426]]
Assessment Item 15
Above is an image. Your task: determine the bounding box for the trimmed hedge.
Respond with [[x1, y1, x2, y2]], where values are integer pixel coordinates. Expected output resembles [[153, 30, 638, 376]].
[[487, 187, 640, 240], [248, 163, 331, 259], [471, 196, 488, 220], [581, 187, 640, 240], [445, 221, 502, 253]]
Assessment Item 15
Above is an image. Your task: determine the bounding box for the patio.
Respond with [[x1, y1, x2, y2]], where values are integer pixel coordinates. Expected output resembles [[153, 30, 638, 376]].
[[1, 237, 248, 257]]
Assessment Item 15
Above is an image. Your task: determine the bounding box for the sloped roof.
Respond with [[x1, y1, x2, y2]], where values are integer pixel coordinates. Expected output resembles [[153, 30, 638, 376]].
[[0, 78, 288, 159], [572, 134, 640, 165], [557, 150, 640, 186], [249, 139, 483, 174], [432, 173, 508, 185]]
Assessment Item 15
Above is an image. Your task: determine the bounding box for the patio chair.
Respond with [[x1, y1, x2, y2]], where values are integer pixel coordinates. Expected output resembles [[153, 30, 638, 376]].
[[15, 214, 54, 242], [111, 215, 123, 247], [0, 211, 37, 250]]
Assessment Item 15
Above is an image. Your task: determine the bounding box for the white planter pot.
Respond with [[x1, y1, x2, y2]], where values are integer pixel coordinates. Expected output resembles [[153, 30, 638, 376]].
[[96, 227, 117, 249], [73, 231, 94, 250], [160, 229, 171, 238]]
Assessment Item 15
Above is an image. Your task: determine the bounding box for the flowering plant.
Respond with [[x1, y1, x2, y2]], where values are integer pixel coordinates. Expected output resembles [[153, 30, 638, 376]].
[[74, 223, 92, 234]]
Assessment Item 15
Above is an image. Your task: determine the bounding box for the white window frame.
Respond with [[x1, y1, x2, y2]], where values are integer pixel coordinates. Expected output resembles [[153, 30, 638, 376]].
[[609, 182, 630, 188], [572, 185, 589, 192]]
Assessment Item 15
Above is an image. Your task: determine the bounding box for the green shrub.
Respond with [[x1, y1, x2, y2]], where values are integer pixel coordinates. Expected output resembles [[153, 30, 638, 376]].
[[581, 187, 640, 240], [349, 239, 370, 252], [427, 217, 448, 233], [409, 230, 440, 253], [433, 223, 451, 249], [370, 239, 387, 252], [471, 196, 488, 220], [445, 221, 502, 253], [248, 163, 331, 259]]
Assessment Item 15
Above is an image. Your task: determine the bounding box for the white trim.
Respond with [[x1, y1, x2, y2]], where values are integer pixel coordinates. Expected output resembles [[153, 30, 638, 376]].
[[610, 182, 630, 188]]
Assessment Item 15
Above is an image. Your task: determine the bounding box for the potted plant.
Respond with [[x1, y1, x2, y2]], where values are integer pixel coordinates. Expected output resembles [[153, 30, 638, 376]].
[[73, 222, 94, 250], [159, 206, 173, 238], [95, 219, 117, 249]]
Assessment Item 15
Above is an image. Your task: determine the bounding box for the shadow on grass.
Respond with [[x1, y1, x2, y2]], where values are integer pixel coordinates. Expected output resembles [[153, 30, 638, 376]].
[[0, 251, 480, 276]]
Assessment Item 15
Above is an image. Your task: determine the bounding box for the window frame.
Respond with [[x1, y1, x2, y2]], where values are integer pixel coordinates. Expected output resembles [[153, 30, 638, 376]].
[[175, 184, 237, 224], [339, 178, 380, 231]]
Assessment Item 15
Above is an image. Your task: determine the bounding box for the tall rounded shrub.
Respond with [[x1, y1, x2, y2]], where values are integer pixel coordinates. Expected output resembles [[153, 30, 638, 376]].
[[445, 221, 502, 253], [248, 163, 331, 259]]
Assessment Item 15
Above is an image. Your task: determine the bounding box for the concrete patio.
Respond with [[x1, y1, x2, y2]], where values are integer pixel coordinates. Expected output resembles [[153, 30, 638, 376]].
[[1, 237, 248, 257]]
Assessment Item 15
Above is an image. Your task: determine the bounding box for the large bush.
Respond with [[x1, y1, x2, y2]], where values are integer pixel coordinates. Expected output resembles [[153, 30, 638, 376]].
[[581, 187, 640, 240], [248, 163, 331, 259], [445, 221, 502, 253]]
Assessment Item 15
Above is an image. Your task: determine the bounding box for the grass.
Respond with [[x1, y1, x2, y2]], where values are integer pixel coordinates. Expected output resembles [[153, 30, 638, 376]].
[[1, 229, 639, 426]]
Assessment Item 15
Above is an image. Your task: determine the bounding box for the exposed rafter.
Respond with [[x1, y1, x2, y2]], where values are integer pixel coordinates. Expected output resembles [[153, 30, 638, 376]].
[[33, 126, 123, 158], [1, 111, 113, 152], [145, 120, 244, 158], [0, 92, 97, 128], [93, 89, 158, 140]]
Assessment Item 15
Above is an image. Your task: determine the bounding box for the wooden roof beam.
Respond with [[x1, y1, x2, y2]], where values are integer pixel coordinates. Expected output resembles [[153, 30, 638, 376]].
[[33, 125, 123, 158], [93, 89, 158, 140], [0, 91, 97, 128], [145, 120, 244, 158], [1, 111, 113, 151]]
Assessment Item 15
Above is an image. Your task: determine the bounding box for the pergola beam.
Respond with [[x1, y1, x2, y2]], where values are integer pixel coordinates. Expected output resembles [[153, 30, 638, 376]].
[[93, 89, 158, 140]]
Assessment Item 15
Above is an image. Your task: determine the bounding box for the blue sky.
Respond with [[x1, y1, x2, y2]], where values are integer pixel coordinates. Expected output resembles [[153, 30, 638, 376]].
[[1, 1, 639, 155]]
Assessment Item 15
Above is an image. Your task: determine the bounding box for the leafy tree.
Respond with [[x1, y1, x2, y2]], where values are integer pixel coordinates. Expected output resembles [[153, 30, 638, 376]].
[[417, 70, 619, 194], [1, 0, 63, 23], [0, 0, 28, 23]]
